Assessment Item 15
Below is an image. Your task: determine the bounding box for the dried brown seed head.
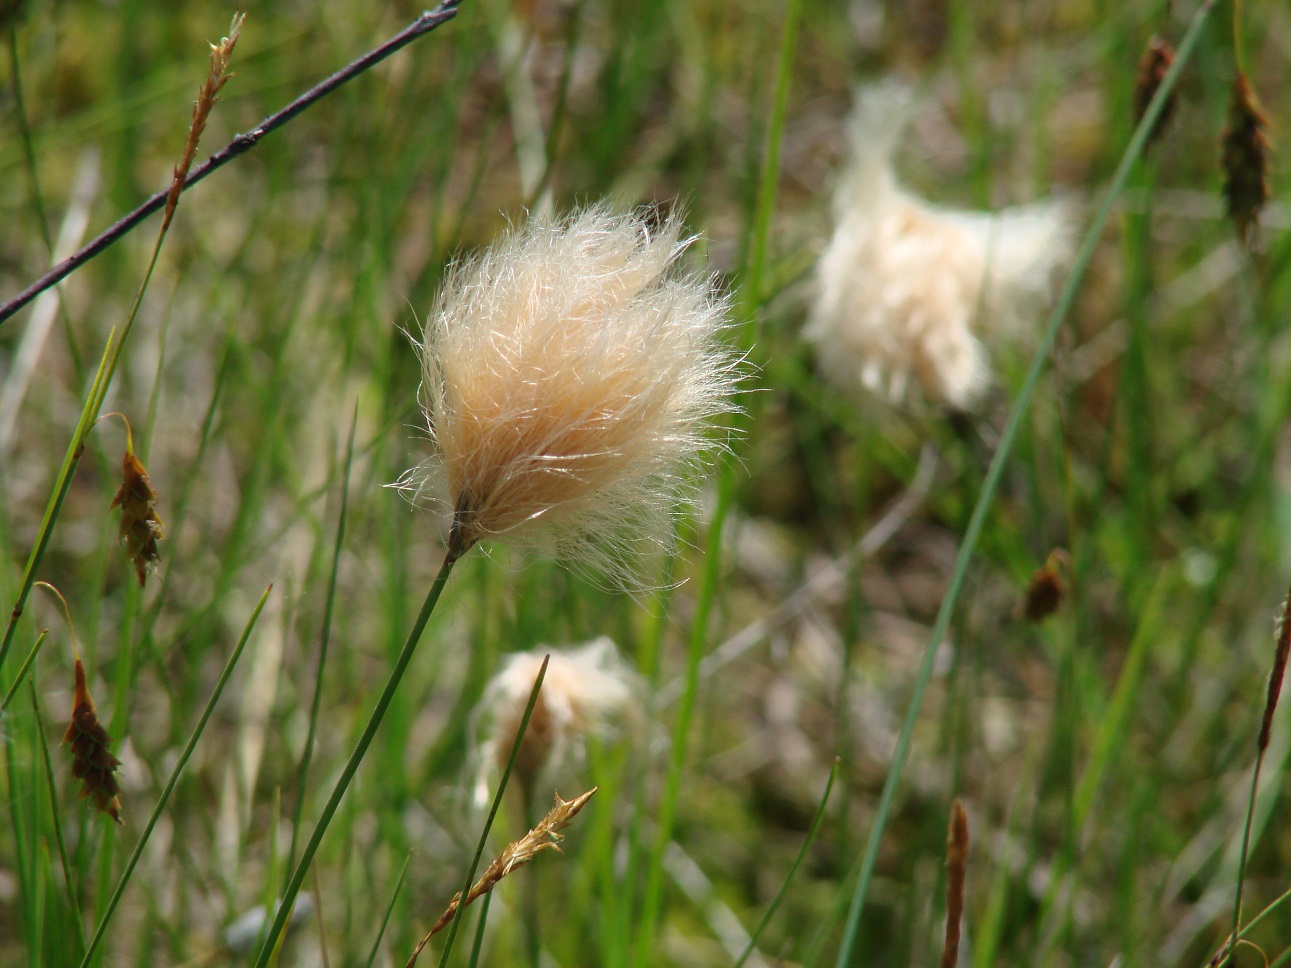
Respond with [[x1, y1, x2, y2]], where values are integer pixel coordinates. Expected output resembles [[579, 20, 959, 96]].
[[1220, 72, 1272, 249], [111, 449, 166, 587], [405, 788, 597, 967], [63, 657, 123, 824], [1132, 35, 1177, 148], [1019, 549, 1068, 622]]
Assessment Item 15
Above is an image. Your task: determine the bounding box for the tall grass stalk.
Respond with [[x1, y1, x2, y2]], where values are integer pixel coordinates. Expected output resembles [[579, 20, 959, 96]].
[[832, 2, 1221, 962], [29, 680, 83, 957], [433, 657, 550, 968], [630, 0, 800, 959], [287, 410, 358, 875], [77, 584, 271, 967], [734, 758, 838, 968], [250, 553, 461, 968]]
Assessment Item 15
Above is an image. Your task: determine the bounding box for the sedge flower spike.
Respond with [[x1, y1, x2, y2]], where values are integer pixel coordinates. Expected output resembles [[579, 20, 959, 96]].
[[397, 205, 739, 585], [806, 82, 1074, 409]]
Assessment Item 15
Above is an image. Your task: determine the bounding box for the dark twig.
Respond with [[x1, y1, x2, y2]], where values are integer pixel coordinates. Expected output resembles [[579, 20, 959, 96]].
[[0, 1, 461, 328]]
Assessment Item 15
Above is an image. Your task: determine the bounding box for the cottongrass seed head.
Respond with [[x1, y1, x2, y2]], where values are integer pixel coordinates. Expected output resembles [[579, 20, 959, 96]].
[[805, 82, 1075, 410], [471, 636, 640, 807], [396, 204, 740, 586]]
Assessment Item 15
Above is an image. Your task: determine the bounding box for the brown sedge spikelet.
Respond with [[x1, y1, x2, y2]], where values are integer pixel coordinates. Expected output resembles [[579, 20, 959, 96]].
[[35, 581, 124, 825], [1220, 71, 1271, 249], [939, 799, 969, 968], [405, 788, 597, 967], [1261, 578, 1291, 754], [1018, 548, 1069, 622], [1132, 35, 1177, 148], [64, 656, 124, 824], [103, 413, 165, 587], [394, 204, 740, 587], [165, 12, 245, 230]]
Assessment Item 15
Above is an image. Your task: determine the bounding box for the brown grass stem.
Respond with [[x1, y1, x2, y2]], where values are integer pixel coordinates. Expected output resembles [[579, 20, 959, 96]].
[[0, 0, 460, 328]]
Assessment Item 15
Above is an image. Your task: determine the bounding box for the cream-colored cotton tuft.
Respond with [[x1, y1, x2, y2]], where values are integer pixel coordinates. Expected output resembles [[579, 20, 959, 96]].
[[470, 637, 640, 808], [396, 205, 740, 586], [805, 82, 1075, 409]]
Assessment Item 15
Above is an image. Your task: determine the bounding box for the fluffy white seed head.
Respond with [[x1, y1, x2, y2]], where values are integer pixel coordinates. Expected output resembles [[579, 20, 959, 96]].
[[396, 205, 740, 585], [470, 637, 641, 808], [805, 82, 1075, 409]]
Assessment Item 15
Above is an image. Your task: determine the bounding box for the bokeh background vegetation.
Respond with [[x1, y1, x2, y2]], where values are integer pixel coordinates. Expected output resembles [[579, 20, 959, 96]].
[[2, 0, 1290, 965]]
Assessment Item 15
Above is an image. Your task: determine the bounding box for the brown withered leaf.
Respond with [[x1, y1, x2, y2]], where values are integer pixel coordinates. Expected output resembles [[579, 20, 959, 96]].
[[111, 449, 165, 587], [63, 657, 123, 824], [1132, 35, 1176, 148], [1220, 72, 1271, 249]]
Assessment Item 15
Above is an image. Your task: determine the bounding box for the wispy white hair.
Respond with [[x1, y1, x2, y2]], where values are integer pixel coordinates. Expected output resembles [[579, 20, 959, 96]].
[[395, 204, 740, 587]]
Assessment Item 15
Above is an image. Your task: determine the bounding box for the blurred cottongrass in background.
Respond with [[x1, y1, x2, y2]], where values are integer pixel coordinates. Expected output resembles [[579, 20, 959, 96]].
[[806, 82, 1075, 410]]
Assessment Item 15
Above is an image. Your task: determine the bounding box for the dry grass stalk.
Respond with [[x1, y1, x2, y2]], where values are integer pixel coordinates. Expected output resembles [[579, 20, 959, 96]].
[[1132, 35, 1177, 147], [940, 799, 969, 968], [164, 13, 245, 230], [1220, 72, 1271, 249], [405, 788, 597, 967]]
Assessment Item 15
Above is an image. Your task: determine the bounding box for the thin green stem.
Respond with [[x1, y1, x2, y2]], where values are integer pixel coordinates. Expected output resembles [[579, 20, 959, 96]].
[[1, 630, 48, 715], [1223, 754, 1264, 967], [365, 852, 413, 968], [436, 655, 549, 967], [251, 553, 460, 968], [831, 2, 1220, 963], [30, 680, 85, 958], [78, 584, 271, 968], [288, 408, 358, 874], [740, 0, 801, 347], [465, 893, 495, 968], [734, 759, 838, 968], [0, 153, 173, 683]]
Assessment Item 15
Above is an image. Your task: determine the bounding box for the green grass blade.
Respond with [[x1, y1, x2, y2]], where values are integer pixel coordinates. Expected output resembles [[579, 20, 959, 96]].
[[2, 630, 48, 715], [735, 758, 838, 968], [251, 553, 460, 968], [287, 406, 358, 875], [436, 655, 550, 967], [30, 679, 84, 957], [465, 892, 496, 968], [365, 851, 413, 968], [78, 583, 272, 968]]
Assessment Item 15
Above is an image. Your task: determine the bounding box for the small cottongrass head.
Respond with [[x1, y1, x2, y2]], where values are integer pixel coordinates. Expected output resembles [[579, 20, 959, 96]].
[[805, 81, 1075, 410], [396, 203, 740, 586], [470, 636, 641, 808]]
